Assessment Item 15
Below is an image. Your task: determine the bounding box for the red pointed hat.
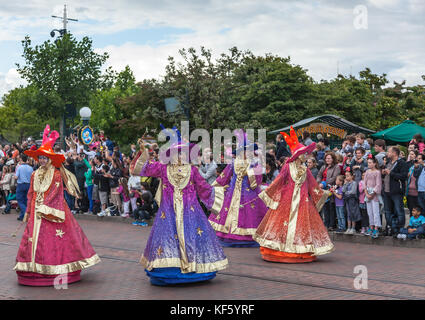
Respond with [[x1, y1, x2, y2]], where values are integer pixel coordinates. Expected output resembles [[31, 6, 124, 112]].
[[24, 125, 65, 168], [280, 126, 316, 162]]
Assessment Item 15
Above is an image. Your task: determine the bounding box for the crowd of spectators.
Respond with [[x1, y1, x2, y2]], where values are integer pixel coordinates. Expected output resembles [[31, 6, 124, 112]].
[[264, 131, 425, 239], [1, 128, 425, 239]]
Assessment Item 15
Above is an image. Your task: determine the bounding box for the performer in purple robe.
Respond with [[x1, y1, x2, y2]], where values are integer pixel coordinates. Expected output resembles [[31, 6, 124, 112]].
[[208, 132, 268, 247], [130, 131, 227, 286]]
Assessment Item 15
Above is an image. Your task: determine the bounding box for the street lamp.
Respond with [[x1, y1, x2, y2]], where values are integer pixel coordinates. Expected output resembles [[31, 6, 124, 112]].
[[79, 107, 92, 125], [79, 107, 92, 151], [50, 28, 66, 38]]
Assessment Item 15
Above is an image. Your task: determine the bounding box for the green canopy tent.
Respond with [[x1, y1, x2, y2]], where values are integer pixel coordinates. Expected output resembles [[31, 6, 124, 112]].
[[371, 120, 425, 144]]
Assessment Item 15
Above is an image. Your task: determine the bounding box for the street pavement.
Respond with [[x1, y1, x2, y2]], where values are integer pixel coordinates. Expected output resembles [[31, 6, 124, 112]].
[[0, 212, 424, 300]]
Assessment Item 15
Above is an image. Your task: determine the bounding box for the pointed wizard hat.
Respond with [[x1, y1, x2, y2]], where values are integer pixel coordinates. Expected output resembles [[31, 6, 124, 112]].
[[280, 126, 316, 162], [24, 125, 65, 168]]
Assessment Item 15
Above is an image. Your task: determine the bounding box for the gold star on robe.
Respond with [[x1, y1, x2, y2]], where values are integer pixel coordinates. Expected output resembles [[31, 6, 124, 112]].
[[216, 215, 220, 220], [283, 221, 288, 227], [246, 188, 250, 192], [156, 246, 163, 256], [28, 237, 33, 243], [160, 211, 166, 219], [197, 227, 204, 236], [55, 182, 60, 188], [306, 198, 309, 202], [250, 203, 256, 209], [225, 207, 228, 212], [190, 206, 195, 212], [55, 229, 65, 238], [219, 172, 225, 178], [174, 234, 178, 240]]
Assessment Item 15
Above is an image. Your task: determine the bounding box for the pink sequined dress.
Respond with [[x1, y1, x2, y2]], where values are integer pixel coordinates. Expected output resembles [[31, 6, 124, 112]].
[[14, 166, 100, 286]]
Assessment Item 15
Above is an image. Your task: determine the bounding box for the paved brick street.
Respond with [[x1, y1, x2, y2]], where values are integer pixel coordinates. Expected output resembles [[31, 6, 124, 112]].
[[1, 212, 424, 300]]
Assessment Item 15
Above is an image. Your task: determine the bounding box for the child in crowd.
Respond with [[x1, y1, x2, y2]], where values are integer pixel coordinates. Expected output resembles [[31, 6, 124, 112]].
[[358, 172, 369, 235], [343, 169, 362, 234], [364, 155, 382, 238], [128, 174, 141, 215], [350, 147, 368, 182], [336, 154, 345, 176], [397, 207, 425, 240], [2, 186, 16, 214], [118, 177, 131, 218], [132, 193, 153, 226], [332, 175, 346, 232], [354, 133, 371, 156]]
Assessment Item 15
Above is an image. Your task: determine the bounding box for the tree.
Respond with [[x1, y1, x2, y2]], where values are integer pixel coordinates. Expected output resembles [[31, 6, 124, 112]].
[[89, 66, 145, 145], [162, 46, 254, 131], [315, 75, 375, 129], [16, 33, 109, 146], [0, 86, 58, 142], [231, 54, 316, 130]]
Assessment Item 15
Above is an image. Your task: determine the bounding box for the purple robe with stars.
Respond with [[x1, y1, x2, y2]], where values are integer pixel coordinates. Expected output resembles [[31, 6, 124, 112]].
[[208, 158, 268, 242], [131, 150, 228, 274]]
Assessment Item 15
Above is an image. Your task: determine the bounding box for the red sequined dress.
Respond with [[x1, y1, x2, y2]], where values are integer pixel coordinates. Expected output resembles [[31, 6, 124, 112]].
[[254, 126, 334, 263]]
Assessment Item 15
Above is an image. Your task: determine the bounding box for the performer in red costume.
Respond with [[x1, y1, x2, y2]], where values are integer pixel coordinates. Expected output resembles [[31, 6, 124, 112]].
[[254, 126, 334, 263], [13, 125, 100, 286]]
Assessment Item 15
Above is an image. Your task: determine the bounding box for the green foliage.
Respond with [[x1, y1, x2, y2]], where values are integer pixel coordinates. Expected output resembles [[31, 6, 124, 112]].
[[16, 34, 109, 117], [4, 41, 425, 147], [0, 86, 59, 141]]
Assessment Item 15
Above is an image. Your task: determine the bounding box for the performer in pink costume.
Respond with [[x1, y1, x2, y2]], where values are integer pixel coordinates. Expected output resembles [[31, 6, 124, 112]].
[[13, 125, 100, 286]]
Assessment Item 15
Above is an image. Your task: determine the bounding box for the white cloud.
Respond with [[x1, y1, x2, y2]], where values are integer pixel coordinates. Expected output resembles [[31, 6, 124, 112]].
[[0, 0, 424, 98], [0, 68, 26, 102]]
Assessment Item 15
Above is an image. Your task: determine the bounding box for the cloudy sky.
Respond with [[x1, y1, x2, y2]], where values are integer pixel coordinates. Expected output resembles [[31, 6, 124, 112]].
[[0, 0, 424, 98]]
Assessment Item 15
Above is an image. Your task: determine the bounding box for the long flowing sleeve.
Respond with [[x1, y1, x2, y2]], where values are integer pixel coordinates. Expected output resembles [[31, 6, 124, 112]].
[[306, 168, 329, 212], [258, 163, 290, 209], [60, 165, 81, 199], [130, 148, 165, 178], [246, 161, 263, 190], [193, 167, 224, 215], [130, 149, 149, 176], [212, 163, 233, 187]]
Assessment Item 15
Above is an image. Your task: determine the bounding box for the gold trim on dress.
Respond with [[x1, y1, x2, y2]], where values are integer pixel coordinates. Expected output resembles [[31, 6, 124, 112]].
[[211, 186, 225, 215], [33, 163, 55, 193], [14, 254, 101, 275], [167, 164, 192, 272], [132, 149, 149, 176], [285, 161, 307, 249], [315, 191, 329, 212], [37, 204, 65, 223], [246, 167, 257, 190], [209, 220, 258, 235], [59, 165, 81, 198], [252, 234, 334, 256], [140, 256, 228, 273], [154, 179, 163, 207], [258, 190, 279, 210]]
